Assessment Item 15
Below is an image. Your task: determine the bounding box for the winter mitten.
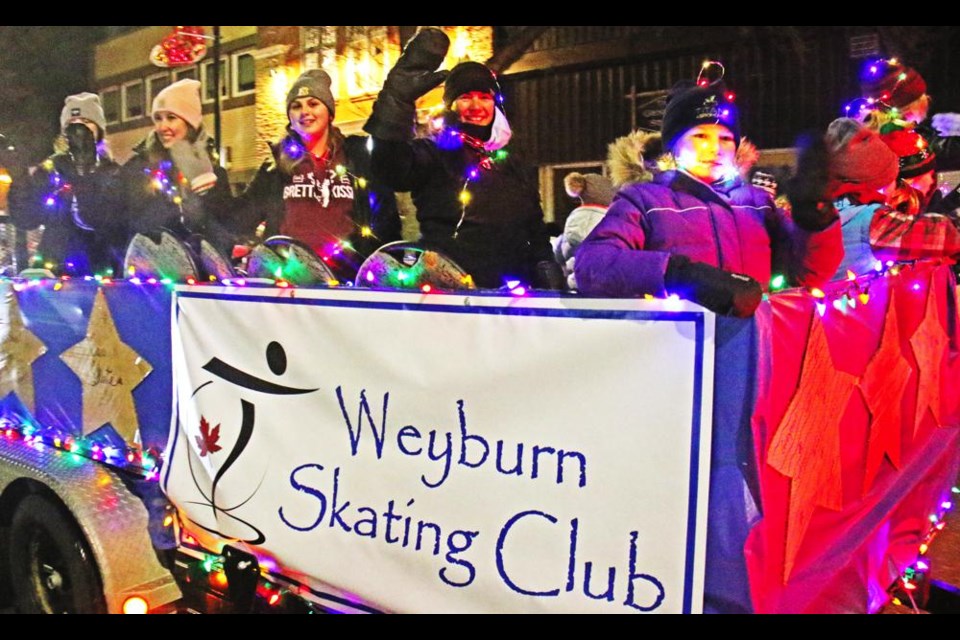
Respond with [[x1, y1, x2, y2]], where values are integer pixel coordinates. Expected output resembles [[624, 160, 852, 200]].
[[64, 123, 98, 176], [784, 132, 839, 232], [364, 28, 450, 141], [932, 113, 960, 138], [664, 254, 763, 318], [533, 259, 566, 291], [168, 136, 217, 195]]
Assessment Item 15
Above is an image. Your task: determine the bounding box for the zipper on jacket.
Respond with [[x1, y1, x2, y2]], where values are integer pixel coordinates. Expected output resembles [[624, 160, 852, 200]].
[[708, 204, 724, 268]]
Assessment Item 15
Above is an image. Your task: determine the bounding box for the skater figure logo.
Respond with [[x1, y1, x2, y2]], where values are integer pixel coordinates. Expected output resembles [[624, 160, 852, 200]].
[[176, 340, 317, 544]]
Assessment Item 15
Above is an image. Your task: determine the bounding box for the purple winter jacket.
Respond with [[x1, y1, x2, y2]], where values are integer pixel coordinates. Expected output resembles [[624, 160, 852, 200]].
[[574, 170, 843, 297]]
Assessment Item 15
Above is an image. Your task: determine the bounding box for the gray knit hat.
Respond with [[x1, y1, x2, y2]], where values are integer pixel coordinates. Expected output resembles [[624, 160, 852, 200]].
[[61, 92, 107, 138], [286, 69, 336, 118]]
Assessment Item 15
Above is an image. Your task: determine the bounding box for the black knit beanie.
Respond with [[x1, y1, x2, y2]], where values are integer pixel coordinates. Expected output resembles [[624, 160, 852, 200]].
[[443, 61, 499, 109], [661, 79, 741, 150]]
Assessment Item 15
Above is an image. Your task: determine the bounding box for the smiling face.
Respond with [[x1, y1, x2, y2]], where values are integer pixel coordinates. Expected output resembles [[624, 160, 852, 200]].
[[455, 91, 496, 128], [288, 96, 331, 147], [673, 124, 738, 183], [153, 111, 190, 148]]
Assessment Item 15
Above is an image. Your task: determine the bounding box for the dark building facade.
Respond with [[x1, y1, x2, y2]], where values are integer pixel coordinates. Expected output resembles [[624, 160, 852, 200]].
[[491, 26, 960, 223]]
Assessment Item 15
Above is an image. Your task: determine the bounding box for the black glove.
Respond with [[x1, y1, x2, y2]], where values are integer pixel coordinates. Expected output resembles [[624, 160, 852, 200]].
[[533, 260, 566, 291], [664, 254, 763, 318], [927, 183, 960, 214], [64, 122, 98, 176], [383, 28, 450, 104], [783, 132, 838, 232], [364, 28, 450, 141]]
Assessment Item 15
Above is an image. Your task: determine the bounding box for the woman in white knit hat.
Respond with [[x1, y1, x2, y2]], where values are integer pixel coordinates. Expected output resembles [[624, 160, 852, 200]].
[[8, 92, 125, 276], [115, 78, 236, 261]]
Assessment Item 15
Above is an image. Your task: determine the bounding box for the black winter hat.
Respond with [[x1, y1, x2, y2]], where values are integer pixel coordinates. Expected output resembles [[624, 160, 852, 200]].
[[443, 61, 499, 109], [661, 79, 740, 150]]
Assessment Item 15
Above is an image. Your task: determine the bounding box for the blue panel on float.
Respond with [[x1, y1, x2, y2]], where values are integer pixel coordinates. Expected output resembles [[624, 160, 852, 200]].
[[5, 281, 173, 452]]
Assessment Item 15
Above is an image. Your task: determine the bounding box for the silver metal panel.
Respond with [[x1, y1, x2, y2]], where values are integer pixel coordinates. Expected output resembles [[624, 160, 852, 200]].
[[0, 436, 181, 613]]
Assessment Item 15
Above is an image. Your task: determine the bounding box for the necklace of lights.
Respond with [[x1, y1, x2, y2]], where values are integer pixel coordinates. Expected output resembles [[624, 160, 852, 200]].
[[144, 158, 190, 213], [35, 156, 105, 271], [40, 158, 75, 212], [40, 153, 106, 226], [278, 136, 379, 258], [434, 127, 511, 239]]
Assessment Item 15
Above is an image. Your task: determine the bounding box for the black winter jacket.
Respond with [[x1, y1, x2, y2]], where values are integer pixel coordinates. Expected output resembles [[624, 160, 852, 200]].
[[116, 132, 236, 256], [234, 128, 401, 259], [370, 134, 553, 289], [8, 151, 124, 275]]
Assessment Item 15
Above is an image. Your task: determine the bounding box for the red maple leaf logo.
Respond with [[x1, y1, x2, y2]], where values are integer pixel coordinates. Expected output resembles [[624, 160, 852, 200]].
[[196, 416, 222, 457]]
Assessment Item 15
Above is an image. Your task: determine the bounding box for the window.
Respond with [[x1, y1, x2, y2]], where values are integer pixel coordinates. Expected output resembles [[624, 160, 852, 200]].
[[541, 162, 606, 227], [100, 87, 120, 125], [121, 80, 145, 121], [232, 49, 256, 96], [202, 58, 228, 103], [174, 66, 199, 82], [147, 72, 172, 108]]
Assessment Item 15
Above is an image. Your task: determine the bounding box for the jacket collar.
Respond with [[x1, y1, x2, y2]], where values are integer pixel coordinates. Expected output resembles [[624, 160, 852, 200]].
[[656, 169, 743, 208]]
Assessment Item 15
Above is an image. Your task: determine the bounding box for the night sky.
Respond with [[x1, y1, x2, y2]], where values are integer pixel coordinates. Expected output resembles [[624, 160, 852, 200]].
[[2, 25, 958, 166], [0, 26, 107, 164]]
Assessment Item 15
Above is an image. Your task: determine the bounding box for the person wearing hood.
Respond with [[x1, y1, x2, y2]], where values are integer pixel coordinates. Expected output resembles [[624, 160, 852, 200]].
[[116, 79, 235, 257], [8, 92, 124, 276], [233, 69, 400, 273], [363, 28, 563, 291], [575, 73, 843, 317], [826, 118, 960, 281]]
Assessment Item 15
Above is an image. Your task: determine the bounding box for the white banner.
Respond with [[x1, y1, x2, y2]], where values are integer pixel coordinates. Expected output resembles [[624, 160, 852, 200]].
[[164, 287, 715, 614]]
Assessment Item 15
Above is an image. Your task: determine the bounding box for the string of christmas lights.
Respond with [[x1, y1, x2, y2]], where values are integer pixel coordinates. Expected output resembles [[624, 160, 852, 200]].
[[843, 57, 912, 119], [767, 258, 917, 316], [145, 159, 189, 211], [1, 414, 161, 480], [888, 485, 958, 613]]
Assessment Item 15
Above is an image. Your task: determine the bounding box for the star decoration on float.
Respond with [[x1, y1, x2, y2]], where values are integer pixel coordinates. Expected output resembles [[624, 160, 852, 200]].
[[908, 276, 948, 435], [858, 288, 911, 496], [0, 289, 47, 414], [60, 290, 153, 443], [767, 313, 857, 582]]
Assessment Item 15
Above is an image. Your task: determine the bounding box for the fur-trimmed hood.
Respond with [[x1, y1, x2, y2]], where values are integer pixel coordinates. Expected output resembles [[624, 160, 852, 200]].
[[606, 130, 763, 188], [606, 130, 664, 188]]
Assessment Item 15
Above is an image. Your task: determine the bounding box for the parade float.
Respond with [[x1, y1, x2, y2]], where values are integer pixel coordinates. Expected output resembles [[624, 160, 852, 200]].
[[0, 251, 956, 614]]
